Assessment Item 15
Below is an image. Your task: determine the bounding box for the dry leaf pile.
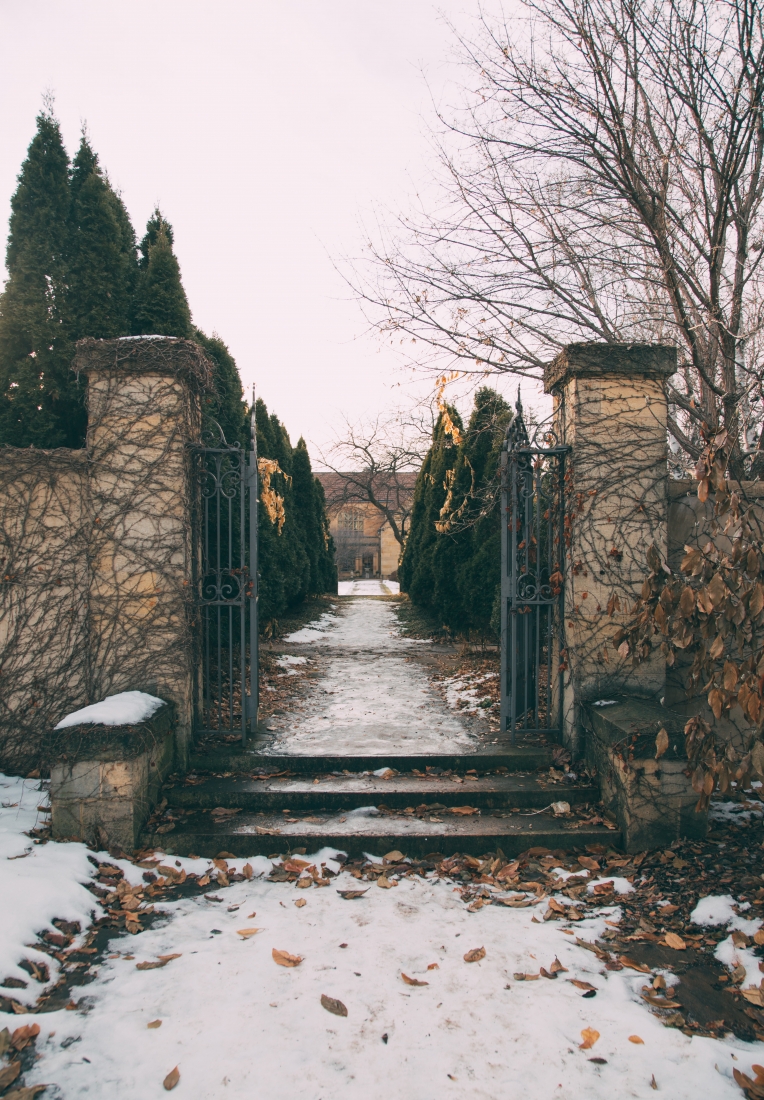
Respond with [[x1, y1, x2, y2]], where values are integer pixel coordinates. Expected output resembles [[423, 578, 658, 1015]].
[[0, 1023, 45, 1099]]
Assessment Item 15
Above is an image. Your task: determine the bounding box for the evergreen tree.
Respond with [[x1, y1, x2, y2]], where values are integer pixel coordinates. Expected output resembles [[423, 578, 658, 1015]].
[[132, 209, 192, 337], [195, 330, 248, 447], [67, 135, 138, 339], [400, 390, 510, 637], [292, 437, 337, 597], [0, 109, 82, 447]]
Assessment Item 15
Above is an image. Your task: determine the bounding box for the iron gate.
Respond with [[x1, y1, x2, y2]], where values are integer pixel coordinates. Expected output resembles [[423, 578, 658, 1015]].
[[192, 410, 258, 742], [500, 395, 568, 743]]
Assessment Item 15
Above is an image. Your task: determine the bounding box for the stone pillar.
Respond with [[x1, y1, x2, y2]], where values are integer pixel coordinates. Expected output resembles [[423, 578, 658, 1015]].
[[76, 337, 212, 766], [544, 343, 676, 756]]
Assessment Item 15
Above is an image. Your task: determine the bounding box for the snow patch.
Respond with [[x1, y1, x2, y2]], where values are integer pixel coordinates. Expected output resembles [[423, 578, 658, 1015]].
[[54, 691, 165, 729], [587, 876, 634, 895]]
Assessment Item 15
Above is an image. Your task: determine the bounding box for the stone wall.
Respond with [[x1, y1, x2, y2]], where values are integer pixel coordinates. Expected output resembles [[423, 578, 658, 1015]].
[[0, 337, 212, 773]]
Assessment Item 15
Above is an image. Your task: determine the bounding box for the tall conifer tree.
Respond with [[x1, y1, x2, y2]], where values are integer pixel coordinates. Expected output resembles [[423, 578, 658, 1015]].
[[132, 209, 192, 337], [0, 108, 82, 447], [67, 135, 138, 339]]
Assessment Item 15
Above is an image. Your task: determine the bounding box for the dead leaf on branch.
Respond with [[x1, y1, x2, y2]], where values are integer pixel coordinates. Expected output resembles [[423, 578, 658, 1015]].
[[655, 728, 669, 759], [272, 949, 302, 968], [320, 994, 348, 1017]]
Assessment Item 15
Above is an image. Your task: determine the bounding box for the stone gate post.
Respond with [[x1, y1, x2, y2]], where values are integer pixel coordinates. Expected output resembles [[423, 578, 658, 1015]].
[[544, 343, 676, 756], [77, 336, 212, 765]]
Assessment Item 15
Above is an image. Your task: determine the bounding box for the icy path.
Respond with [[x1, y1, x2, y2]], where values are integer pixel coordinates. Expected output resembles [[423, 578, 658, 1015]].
[[338, 579, 400, 595], [264, 596, 476, 755]]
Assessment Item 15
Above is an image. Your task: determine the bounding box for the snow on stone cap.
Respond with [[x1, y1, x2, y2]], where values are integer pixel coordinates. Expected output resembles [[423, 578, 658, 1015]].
[[54, 691, 166, 730]]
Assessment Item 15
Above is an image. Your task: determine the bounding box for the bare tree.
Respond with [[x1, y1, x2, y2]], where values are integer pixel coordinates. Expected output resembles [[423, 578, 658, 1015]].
[[319, 412, 431, 547], [357, 0, 764, 471]]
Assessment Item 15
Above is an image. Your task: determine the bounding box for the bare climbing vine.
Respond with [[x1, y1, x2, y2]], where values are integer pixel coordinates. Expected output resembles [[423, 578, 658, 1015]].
[[618, 429, 764, 808]]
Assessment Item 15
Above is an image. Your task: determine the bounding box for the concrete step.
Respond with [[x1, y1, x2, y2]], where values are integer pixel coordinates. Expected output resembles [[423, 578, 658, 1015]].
[[187, 745, 554, 776], [166, 773, 597, 814], [141, 809, 618, 860]]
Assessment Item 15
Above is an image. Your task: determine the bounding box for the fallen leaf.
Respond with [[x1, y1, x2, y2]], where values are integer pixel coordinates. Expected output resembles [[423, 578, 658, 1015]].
[[464, 947, 486, 963], [579, 1028, 600, 1050], [272, 949, 302, 968], [383, 850, 404, 863], [295, 898, 307, 908], [163, 1066, 180, 1091], [577, 856, 600, 871], [236, 928, 262, 939], [283, 859, 310, 872], [741, 988, 764, 1006], [4, 1087, 48, 1100], [136, 954, 182, 971], [451, 806, 478, 816], [377, 876, 396, 889], [569, 980, 597, 992], [337, 889, 368, 900], [754, 929, 764, 946], [296, 878, 312, 889], [242, 863, 254, 880], [618, 956, 651, 973], [320, 994, 348, 1017], [588, 1057, 608, 1065], [11, 1024, 40, 1051], [628, 1035, 644, 1044], [427, 963, 440, 971], [0, 1063, 20, 1091], [147, 1020, 162, 1029], [550, 958, 568, 974], [664, 932, 686, 950], [401, 973, 429, 986]]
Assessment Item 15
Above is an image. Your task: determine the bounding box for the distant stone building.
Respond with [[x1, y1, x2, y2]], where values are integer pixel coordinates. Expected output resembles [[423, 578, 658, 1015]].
[[316, 472, 417, 580]]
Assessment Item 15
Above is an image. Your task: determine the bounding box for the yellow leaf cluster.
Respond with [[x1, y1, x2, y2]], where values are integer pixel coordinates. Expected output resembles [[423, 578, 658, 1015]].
[[257, 457, 291, 535]]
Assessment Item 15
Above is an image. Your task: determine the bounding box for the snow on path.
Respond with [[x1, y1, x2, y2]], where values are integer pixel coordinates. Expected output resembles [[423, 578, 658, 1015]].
[[338, 579, 399, 595], [270, 598, 475, 755], [14, 855, 760, 1100]]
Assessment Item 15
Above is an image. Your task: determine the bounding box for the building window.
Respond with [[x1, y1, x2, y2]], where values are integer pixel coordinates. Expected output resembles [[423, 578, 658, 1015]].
[[338, 509, 364, 532]]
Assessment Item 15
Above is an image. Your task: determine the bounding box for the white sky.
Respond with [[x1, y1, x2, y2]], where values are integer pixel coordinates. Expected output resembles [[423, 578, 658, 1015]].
[[0, 1, 544, 462]]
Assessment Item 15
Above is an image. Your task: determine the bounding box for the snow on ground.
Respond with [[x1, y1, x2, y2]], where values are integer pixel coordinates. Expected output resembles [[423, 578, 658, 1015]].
[[274, 655, 309, 676], [266, 600, 476, 755], [338, 579, 400, 596], [691, 894, 764, 987], [0, 775, 98, 1003], [443, 672, 498, 714], [55, 691, 166, 729], [710, 798, 764, 824], [283, 609, 339, 644], [2, 787, 763, 1098], [1, 859, 758, 1094]]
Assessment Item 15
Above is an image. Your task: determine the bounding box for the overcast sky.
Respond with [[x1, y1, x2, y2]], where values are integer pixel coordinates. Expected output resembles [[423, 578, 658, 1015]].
[[0, 1, 542, 461]]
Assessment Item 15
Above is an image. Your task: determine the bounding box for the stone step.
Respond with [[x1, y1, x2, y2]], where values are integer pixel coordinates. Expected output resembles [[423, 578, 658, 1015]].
[[187, 744, 554, 776], [166, 773, 597, 814], [141, 810, 619, 860]]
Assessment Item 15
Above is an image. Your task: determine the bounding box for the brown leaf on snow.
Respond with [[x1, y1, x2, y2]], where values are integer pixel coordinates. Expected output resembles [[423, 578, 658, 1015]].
[[464, 947, 486, 963], [321, 994, 348, 1017], [136, 954, 181, 970], [236, 928, 262, 939], [147, 1020, 162, 1029], [550, 958, 568, 974], [337, 889, 368, 900], [733, 1068, 764, 1099], [163, 1065, 180, 1091], [664, 932, 686, 950], [242, 863, 254, 880], [427, 963, 440, 970], [283, 859, 310, 873], [579, 1028, 600, 1050], [628, 1035, 644, 1044], [272, 949, 302, 968], [401, 973, 429, 986], [11, 1024, 40, 1051], [377, 876, 397, 889], [4, 1087, 49, 1100], [569, 980, 597, 992], [295, 898, 307, 908], [0, 1062, 21, 1091]]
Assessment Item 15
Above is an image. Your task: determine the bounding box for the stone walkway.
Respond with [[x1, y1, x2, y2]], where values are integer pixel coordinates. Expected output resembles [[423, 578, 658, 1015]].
[[262, 589, 477, 756]]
